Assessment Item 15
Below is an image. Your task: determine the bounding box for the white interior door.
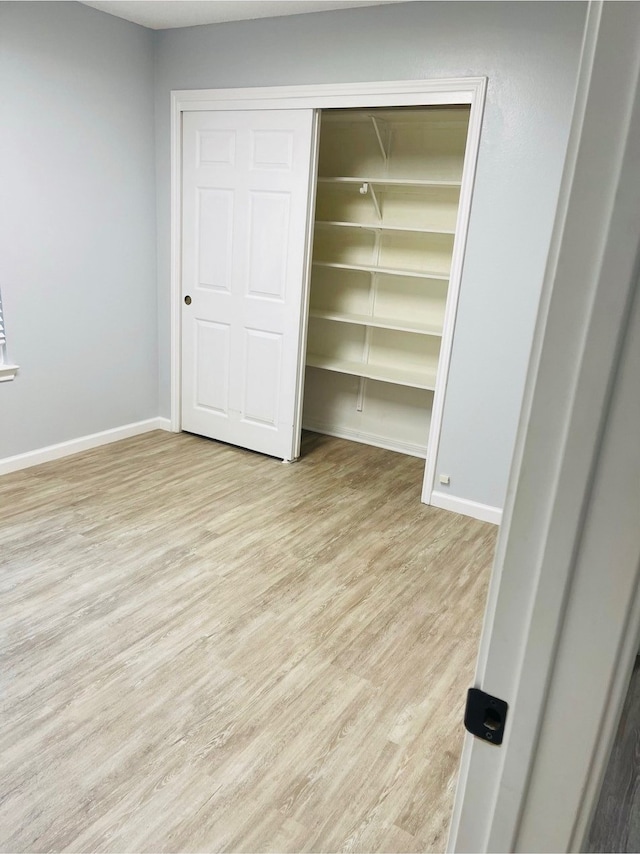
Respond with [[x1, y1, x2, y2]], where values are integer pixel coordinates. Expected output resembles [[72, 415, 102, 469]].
[[448, 3, 640, 850], [181, 109, 317, 460]]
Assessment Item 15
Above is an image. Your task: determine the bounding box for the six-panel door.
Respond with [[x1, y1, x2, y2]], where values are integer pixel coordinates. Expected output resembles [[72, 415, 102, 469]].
[[181, 109, 317, 460]]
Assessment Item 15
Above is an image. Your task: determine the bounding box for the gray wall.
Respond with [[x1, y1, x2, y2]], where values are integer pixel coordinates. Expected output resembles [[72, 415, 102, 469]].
[[0, 1, 585, 512], [154, 1, 586, 511], [0, 2, 157, 459]]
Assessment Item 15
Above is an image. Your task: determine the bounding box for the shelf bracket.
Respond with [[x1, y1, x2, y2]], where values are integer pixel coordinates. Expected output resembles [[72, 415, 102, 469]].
[[356, 377, 366, 412], [356, 276, 377, 413], [357, 324, 373, 413], [370, 116, 389, 164], [359, 181, 382, 222]]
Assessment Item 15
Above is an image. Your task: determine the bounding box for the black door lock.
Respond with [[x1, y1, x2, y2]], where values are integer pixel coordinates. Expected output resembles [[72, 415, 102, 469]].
[[464, 688, 508, 745]]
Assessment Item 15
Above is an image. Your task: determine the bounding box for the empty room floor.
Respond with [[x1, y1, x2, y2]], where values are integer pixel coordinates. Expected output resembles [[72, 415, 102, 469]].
[[0, 431, 496, 852]]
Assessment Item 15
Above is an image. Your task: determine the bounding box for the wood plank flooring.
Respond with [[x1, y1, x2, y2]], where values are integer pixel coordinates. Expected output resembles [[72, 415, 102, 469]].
[[587, 656, 640, 853], [0, 431, 496, 852]]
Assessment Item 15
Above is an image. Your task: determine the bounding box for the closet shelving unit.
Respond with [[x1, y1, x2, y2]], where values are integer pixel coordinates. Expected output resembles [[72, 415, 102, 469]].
[[303, 106, 470, 457]]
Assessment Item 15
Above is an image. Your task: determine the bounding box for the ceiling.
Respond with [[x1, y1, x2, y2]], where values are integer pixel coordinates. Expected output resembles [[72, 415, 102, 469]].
[[78, 1, 401, 30]]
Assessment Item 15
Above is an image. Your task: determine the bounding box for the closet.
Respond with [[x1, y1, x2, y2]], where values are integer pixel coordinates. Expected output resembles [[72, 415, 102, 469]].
[[179, 87, 481, 503], [302, 106, 471, 458]]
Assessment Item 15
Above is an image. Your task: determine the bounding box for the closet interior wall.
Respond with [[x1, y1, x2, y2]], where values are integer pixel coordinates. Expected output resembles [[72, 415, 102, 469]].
[[302, 106, 471, 458]]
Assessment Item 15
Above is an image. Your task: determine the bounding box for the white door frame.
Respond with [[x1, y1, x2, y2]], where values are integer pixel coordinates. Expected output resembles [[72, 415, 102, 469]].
[[449, 2, 640, 850], [170, 77, 486, 497]]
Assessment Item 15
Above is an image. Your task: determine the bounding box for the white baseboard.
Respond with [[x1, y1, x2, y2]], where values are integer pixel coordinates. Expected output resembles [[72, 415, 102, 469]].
[[0, 417, 173, 477], [303, 421, 427, 459], [429, 489, 502, 525]]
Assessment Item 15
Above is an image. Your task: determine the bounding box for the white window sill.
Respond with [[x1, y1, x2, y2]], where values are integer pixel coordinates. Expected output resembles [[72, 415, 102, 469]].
[[0, 364, 19, 382]]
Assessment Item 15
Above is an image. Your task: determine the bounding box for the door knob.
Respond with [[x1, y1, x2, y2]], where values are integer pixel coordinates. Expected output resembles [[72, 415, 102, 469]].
[[184, 295, 192, 305]]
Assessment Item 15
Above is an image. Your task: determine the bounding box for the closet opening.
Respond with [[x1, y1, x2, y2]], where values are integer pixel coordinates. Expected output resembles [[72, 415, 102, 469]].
[[301, 105, 472, 477], [175, 85, 484, 509]]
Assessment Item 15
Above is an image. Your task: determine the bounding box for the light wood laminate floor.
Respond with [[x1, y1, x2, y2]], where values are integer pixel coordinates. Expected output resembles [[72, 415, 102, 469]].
[[0, 431, 496, 852]]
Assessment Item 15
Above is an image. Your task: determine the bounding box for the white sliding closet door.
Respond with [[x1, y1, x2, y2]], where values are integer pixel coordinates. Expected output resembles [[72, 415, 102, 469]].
[[181, 110, 317, 460]]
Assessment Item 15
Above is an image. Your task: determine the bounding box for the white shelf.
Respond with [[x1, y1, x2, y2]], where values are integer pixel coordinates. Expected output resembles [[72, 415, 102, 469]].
[[0, 363, 19, 383], [306, 354, 438, 391], [317, 176, 462, 189], [304, 105, 469, 454], [314, 220, 456, 236], [309, 309, 443, 337], [312, 261, 450, 281], [320, 108, 470, 126]]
